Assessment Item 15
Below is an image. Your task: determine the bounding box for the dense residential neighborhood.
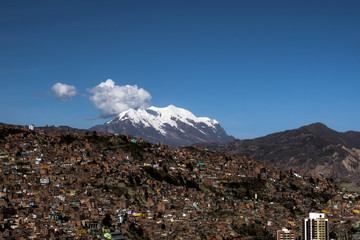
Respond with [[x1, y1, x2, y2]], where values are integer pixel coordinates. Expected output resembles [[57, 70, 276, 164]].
[[0, 123, 360, 239]]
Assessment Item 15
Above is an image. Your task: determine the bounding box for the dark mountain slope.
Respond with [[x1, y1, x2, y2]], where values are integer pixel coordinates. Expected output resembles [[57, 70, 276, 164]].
[[200, 123, 360, 182]]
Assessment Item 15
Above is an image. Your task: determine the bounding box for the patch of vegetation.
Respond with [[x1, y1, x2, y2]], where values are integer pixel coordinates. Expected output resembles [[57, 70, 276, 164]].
[[340, 181, 360, 192], [60, 134, 76, 145], [303, 190, 333, 204], [143, 166, 165, 182], [223, 177, 270, 200], [143, 166, 188, 187], [207, 210, 239, 218], [231, 222, 275, 240], [0, 128, 26, 141], [107, 182, 149, 209], [83, 134, 147, 159]]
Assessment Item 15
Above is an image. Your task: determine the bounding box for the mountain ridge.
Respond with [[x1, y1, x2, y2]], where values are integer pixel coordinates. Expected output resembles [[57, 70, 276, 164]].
[[90, 105, 234, 146], [198, 122, 360, 182]]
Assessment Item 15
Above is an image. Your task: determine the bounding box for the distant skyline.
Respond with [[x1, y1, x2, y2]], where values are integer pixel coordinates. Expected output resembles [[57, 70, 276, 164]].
[[1, 0, 360, 139]]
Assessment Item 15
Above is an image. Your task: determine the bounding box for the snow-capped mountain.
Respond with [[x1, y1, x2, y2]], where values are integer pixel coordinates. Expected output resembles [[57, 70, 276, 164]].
[[89, 105, 234, 146]]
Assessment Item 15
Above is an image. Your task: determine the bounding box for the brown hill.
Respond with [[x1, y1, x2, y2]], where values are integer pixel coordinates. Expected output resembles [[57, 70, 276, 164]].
[[200, 123, 360, 182], [0, 122, 358, 239]]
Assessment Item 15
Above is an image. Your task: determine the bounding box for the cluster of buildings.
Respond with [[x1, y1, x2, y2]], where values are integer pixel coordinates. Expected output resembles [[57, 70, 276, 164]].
[[277, 213, 328, 240], [0, 123, 359, 239]]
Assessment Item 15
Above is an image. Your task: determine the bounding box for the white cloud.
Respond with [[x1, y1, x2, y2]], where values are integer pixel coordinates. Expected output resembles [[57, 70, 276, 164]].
[[51, 83, 77, 101], [88, 79, 152, 118]]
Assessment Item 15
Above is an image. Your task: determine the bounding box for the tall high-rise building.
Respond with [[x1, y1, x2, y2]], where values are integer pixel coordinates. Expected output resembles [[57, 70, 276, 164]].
[[277, 228, 296, 240], [302, 213, 329, 240]]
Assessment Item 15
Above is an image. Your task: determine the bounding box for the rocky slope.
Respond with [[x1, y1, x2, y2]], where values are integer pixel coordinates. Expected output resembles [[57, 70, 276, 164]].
[[90, 105, 233, 146], [200, 123, 360, 182]]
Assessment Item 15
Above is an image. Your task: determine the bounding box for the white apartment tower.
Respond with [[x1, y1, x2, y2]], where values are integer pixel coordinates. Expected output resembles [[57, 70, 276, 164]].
[[302, 213, 329, 240]]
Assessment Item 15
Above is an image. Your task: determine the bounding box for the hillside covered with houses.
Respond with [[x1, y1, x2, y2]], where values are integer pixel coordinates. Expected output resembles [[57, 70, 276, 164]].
[[0, 123, 360, 239]]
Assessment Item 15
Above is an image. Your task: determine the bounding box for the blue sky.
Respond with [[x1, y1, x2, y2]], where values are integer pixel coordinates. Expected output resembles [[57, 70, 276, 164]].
[[1, 0, 360, 139]]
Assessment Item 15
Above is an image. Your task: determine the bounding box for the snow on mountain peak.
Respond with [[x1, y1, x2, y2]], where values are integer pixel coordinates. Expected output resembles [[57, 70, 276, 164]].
[[108, 105, 219, 135], [153, 105, 218, 124], [91, 104, 234, 146]]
